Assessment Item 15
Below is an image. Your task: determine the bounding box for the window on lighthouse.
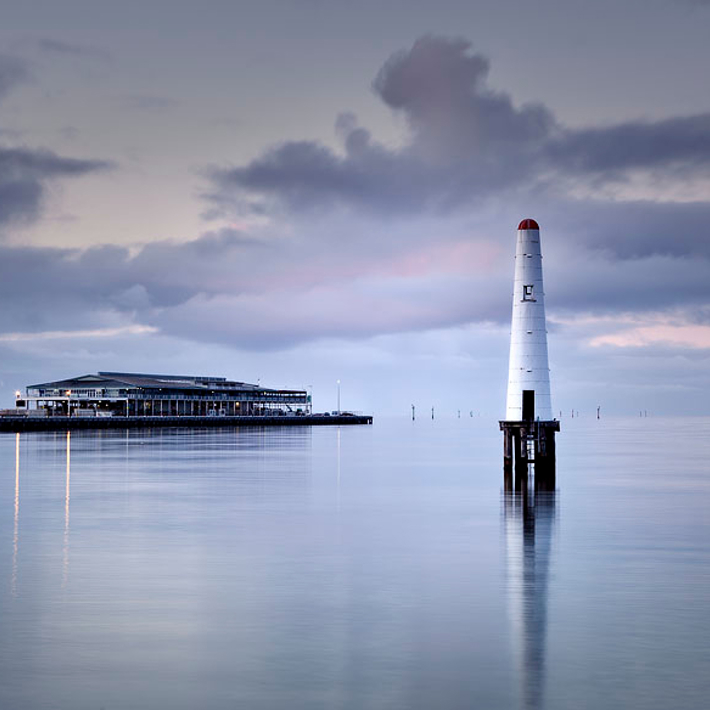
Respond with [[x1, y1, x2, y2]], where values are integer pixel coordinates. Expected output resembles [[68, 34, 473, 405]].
[[523, 284, 535, 301]]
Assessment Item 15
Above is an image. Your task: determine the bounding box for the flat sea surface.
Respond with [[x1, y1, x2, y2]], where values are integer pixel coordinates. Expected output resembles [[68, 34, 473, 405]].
[[1, 416, 709, 709]]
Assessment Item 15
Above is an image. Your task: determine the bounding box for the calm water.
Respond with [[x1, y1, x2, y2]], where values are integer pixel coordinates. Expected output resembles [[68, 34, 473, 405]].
[[1, 417, 709, 709]]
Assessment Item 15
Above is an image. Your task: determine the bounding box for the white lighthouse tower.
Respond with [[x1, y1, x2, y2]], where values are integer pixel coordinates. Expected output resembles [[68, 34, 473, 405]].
[[505, 218, 553, 422], [500, 219, 559, 486]]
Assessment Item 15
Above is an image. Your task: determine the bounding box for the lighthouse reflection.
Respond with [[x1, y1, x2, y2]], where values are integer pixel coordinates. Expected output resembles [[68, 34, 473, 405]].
[[504, 483, 556, 710]]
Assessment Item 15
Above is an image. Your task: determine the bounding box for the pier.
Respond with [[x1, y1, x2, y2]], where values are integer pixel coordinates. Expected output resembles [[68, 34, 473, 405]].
[[0, 413, 372, 433]]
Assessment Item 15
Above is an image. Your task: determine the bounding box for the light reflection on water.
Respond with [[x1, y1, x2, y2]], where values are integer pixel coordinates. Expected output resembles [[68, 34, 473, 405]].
[[11, 432, 18, 598], [1, 417, 710, 709], [504, 486, 555, 710], [63, 431, 70, 590]]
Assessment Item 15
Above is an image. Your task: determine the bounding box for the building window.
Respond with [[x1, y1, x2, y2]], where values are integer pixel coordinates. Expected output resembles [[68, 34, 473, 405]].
[[523, 284, 535, 301]]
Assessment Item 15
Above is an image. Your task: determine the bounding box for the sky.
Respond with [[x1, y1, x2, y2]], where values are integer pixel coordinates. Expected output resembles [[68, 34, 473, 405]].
[[1, 0, 710, 416]]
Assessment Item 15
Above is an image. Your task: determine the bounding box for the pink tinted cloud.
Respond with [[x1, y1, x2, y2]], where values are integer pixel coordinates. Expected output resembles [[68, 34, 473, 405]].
[[387, 240, 501, 279], [590, 323, 710, 349]]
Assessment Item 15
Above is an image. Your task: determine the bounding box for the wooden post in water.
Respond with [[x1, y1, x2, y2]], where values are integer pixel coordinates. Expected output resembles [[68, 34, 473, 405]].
[[533, 422, 558, 491], [503, 428, 513, 476]]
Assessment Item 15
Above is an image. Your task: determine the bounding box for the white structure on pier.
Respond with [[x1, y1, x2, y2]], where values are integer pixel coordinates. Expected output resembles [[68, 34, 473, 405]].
[[504, 219, 553, 422]]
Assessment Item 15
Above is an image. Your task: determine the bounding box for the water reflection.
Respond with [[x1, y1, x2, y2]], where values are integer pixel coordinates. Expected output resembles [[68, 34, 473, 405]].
[[336, 425, 341, 512], [12, 433, 19, 597], [504, 484, 556, 710], [63, 432, 70, 589]]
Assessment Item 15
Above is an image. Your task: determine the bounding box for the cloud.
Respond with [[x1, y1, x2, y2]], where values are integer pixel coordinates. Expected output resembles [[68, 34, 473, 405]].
[[0, 54, 29, 102], [0, 324, 156, 342], [0, 52, 113, 230], [200, 33, 710, 358], [547, 249, 710, 317], [150, 270, 506, 350], [372, 35, 555, 162], [0, 201, 708, 353], [590, 322, 710, 349], [546, 198, 710, 259], [207, 36, 552, 215], [1, 35, 709, 362], [207, 35, 710, 219], [0, 51, 113, 227], [206, 132, 428, 215], [0, 148, 111, 177], [546, 114, 710, 176], [0, 224, 503, 348], [0, 147, 114, 227]]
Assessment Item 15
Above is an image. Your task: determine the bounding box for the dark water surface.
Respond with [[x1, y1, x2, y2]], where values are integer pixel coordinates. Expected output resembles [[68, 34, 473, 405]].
[[1, 417, 709, 709]]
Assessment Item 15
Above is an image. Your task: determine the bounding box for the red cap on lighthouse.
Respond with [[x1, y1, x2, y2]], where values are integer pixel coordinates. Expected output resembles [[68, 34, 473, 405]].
[[517, 218, 539, 230]]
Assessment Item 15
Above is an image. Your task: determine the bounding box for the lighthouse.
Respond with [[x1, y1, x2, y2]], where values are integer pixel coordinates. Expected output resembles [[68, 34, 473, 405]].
[[500, 219, 559, 488], [505, 218, 553, 421]]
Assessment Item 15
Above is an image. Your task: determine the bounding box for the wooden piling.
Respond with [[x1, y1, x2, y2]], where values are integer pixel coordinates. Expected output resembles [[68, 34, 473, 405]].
[[503, 428, 513, 475]]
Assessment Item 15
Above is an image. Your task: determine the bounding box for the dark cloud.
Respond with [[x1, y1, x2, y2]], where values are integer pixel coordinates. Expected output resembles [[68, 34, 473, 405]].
[[0, 54, 29, 102], [208, 138, 425, 214], [0, 178, 42, 227], [0, 147, 111, 177], [0, 147, 114, 226], [548, 251, 710, 316], [0, 53, 113, 228], [207, 36, 710, 217], [546, 114, 710, 176], [208, 36, 552, 214], [373, 35, 555, 162], [546, 199, 710, 259], [0, 229, 282, 328]]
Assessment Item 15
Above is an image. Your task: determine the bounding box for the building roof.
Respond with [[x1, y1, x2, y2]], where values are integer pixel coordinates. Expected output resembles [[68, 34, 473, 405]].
[[27, 372, 303, 395]]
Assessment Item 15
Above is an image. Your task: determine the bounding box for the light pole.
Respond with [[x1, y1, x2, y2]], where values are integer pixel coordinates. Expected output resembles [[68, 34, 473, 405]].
[[337, 379, 341, 414]]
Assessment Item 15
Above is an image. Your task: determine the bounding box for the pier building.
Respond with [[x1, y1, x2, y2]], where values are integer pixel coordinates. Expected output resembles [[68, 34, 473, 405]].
[[16, 372, 311, 418]]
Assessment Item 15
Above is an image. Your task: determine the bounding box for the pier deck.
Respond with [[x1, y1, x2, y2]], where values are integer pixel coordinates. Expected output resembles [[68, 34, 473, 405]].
[[0, 413, 372, 433]]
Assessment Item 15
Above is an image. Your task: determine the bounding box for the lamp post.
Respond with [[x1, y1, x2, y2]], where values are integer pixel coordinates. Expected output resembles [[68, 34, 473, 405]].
[[337, 379, 341, 414]]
